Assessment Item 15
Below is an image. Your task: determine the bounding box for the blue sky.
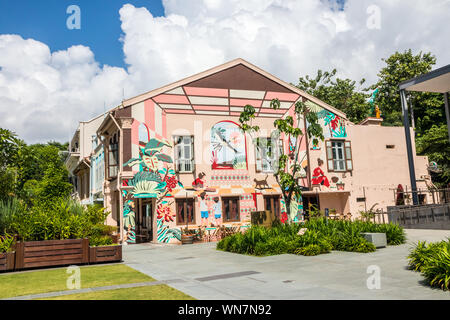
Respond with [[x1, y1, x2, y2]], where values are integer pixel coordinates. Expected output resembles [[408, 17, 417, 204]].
[[0, 0, 448, 143], [0, 1, 165, 69]]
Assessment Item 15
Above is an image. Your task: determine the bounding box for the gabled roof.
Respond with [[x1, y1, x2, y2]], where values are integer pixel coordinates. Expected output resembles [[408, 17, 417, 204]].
[[121, 58, 347, 119]]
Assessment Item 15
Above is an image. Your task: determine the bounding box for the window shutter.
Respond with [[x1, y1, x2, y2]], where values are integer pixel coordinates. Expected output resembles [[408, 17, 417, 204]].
[[326, 141, 334, 171], [190, 135, 194, 172], [345, 141, 353, 171], [255, 139, 262, 172]]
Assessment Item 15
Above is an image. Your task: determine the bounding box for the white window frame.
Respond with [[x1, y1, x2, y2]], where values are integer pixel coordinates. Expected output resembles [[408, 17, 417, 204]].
[[326, 140, 353, 172], [173, 135, 194, 173], [255, 137, 283, 173]]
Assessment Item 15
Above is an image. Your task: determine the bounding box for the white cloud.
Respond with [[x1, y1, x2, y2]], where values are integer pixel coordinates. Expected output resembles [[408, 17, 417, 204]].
[[0, 0, 449, 143]]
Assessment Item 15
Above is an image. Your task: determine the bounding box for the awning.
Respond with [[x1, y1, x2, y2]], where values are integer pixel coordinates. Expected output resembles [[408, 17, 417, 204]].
[[399, 64, 450, 93], [398, 64, 450, 205]]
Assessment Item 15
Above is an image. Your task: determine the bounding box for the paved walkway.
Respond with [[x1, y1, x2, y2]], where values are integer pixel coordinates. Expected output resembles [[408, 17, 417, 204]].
[[123, 229, 450, 300]]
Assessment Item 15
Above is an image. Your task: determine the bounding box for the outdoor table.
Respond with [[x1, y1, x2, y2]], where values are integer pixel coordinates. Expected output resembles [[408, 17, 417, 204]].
[[205, 227, 217, 242]]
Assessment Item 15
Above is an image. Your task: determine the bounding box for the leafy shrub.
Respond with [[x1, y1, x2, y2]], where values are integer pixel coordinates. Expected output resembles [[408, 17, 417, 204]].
[[408, 239, 450, 290], [295, 244, 324, 256], [217, 217, 403, 257], [7, 198, 111, 242], [89, 235, 114, 247], [0, 198, 27, 235], [0, 233, 15, 253]]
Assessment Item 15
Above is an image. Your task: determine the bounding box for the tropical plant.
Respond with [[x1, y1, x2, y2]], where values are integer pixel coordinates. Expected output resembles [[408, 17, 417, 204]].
[[0, 233, 15, 253], [408, 239, 450, 291]]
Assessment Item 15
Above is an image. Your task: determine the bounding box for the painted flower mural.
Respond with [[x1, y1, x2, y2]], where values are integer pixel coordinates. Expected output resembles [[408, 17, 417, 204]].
[[123, 137, 183, 244], [211, 121, 247, 170]]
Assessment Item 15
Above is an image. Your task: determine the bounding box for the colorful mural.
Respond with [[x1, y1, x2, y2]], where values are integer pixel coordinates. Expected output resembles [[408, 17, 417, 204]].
[[122, 192, 136, 243], [280, 195, 303, 223], [211, 121, 247, 170], [311, 158, 330, 188], [305, 100, 347, 144], [123, 137, 183, 244]]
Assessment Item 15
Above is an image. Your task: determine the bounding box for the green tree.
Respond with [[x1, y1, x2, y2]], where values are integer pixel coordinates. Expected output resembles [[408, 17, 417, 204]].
[[416, 124, 450, 186], [0, 128, 24, 201], [239, 100, 324, 222], [371, 49, 448, 186], [370, 49, 440, 131], [296, 69, 370, 123], [34, 162, 73, 207]]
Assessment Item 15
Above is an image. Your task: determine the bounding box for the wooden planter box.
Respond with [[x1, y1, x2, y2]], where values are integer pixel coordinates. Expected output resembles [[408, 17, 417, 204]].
[[89, 245, 122, 263], [14, 238, 89, 270], [0, 251, 15, 272]]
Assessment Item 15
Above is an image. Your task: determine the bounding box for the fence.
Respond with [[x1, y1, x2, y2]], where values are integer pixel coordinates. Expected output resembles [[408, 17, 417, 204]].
[[387, 203, 450, 229], [392, 188, 450, 206]]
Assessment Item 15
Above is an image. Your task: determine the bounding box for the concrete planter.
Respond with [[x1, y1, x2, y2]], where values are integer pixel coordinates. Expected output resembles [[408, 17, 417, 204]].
[[361, 232, 387, 248]]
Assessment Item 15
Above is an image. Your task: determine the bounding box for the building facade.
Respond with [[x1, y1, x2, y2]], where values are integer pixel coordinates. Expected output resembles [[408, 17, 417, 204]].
[[66, 114, 106, 206], [69, 58, 430, 245]]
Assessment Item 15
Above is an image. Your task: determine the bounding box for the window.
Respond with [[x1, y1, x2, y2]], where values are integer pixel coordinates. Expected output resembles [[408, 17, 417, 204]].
[[255, 137, 283, 173], [174, 136, 194, 173], [176, 198, 195, 225], [326, 140, 352, 172], [222, 197, 240, 222], [107, 133, 119, 179], [264, 195, 281, 218]]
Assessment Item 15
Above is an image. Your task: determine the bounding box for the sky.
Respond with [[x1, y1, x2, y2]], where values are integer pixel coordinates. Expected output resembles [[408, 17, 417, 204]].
[[0, 0, 449, 144]]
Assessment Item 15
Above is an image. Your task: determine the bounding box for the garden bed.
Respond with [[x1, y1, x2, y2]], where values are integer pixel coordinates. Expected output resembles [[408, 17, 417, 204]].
[[217, 218, 406, 257], [0, 251, 15, 271], [89, 245, 122, 264], [1, 238, 122, 272]]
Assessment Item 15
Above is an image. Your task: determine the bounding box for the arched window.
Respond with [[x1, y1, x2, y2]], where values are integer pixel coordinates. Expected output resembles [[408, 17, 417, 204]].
[[138, 123, 150, 145], [210, 121, 247, 170]]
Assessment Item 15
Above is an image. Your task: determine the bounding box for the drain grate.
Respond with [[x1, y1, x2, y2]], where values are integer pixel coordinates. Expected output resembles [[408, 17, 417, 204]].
[[176, 256, 196, 260], [283, 280, 294, 283], [195, 271, 260, 282]]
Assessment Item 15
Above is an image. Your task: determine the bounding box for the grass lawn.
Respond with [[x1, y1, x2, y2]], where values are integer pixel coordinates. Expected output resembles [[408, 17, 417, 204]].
[[41, 284, 195, 300], [0, 264, 154, 299]]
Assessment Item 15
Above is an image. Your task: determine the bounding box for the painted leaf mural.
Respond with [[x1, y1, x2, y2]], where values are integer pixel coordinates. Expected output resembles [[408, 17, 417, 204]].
[[123, 135, 183, 244]]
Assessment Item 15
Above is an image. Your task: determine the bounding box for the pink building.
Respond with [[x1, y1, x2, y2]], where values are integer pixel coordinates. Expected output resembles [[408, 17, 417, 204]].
[[87, 58, 430, 244]]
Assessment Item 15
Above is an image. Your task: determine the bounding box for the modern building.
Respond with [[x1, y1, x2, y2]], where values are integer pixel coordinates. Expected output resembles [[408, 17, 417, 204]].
[[79, 58, 430, 245]]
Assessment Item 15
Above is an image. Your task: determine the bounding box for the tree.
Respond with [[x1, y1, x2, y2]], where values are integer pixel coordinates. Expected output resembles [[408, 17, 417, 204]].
[[416, 124, 450, 187], [370, 49, 440, 131], [239, 100, 324, 222], [0, 128, 24, 201], [371, 49, 449, 186], [296, 69, 370, 123]]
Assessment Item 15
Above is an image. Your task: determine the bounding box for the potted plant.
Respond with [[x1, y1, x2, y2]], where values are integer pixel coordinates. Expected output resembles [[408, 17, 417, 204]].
[[181, 227, 194, 244], [336, 182, 345, 190]]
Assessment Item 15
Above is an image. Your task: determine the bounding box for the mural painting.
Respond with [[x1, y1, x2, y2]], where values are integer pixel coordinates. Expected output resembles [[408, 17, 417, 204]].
[[311, 158, 330, 188], [305, 101, 347, 147], [122, 192, 136, 243], [123, 137, 183, 244], [211, 121, 247, 170]]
